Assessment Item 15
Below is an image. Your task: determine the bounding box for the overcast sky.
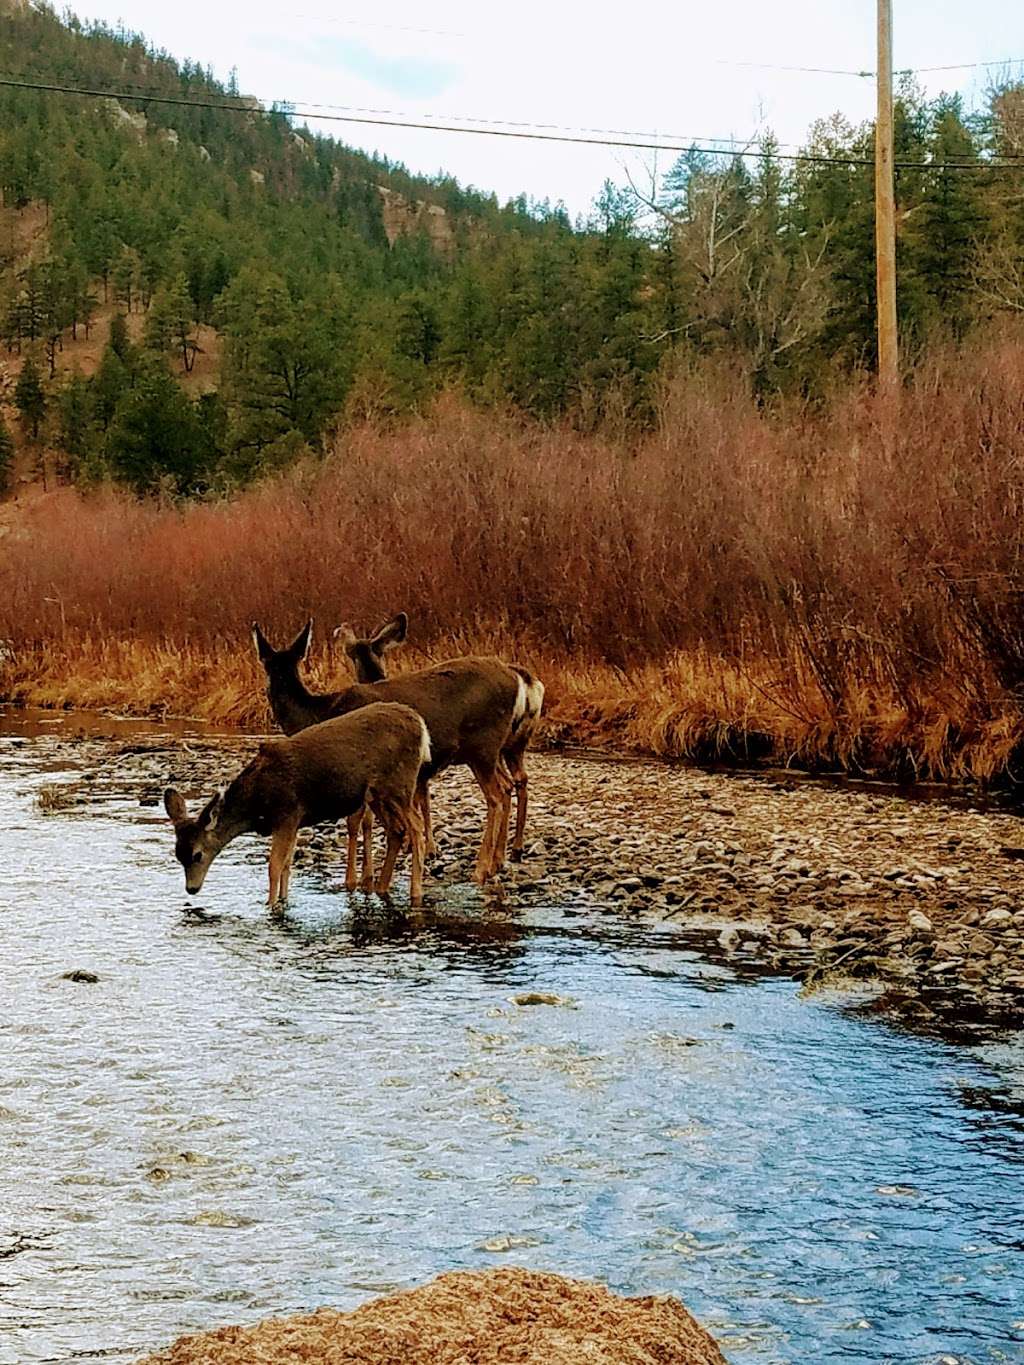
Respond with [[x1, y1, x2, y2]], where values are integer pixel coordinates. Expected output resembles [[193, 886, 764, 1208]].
[[74, 0, 1023, 217]]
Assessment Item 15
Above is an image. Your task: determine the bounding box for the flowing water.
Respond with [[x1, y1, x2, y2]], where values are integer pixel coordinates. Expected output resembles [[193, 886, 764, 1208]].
[[1, 716, 1023, 1364]]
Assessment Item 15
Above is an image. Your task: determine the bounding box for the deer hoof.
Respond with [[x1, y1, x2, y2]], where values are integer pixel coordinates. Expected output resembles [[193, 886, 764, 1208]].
[[509, 848, 523, 863]]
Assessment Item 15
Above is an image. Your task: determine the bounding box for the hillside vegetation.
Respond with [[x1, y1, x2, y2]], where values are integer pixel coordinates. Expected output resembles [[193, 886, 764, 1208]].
[[6, 337, 1024, 785], [1, 2, 1024, 491], [5, 4, 1024, 785]]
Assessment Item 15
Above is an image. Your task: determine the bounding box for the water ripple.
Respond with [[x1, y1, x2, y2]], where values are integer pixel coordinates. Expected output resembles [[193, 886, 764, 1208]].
[[1, 732, 1022, 1364]]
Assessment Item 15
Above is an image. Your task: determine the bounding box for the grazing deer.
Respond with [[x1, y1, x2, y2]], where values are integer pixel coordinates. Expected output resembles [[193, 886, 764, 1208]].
[[250, 618, 399, 890], [334, 613, 543, 863], [251, 619, 540, 881], [164, 702, 429, 909]]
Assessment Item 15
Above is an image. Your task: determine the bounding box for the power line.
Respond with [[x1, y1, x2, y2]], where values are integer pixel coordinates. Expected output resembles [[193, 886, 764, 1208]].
[[717, 60, 874, 78], [0, 75, 1020, 172], [906, 53, 1024, 73], [718, 54, 1024, 78], [0, 68, 815, 154]]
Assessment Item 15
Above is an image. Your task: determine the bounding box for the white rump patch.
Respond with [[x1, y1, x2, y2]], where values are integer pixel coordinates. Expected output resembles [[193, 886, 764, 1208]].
[[511, 673, 528, 726], [525, 677, 545, 718], [418, 718, 433, 768]]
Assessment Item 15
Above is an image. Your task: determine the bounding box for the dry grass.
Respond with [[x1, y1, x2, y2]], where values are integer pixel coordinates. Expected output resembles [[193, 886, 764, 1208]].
[[4, 335, 1024, 784]]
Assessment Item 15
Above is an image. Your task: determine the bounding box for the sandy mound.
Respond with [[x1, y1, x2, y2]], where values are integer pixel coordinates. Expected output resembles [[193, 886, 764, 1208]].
[[141, 1267, 726, 1364]]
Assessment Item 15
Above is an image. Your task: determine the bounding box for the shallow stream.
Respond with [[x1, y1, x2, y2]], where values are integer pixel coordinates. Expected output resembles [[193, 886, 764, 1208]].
[[1, 716, 1023, 1363]]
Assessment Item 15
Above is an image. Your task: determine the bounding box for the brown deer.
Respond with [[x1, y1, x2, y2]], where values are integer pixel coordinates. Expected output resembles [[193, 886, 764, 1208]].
[[249, 616, 400, 891], [251, 619, 539, 881], [164, 702, 429, 910], [331, 614, 410, 886], [334, 613, 543, 862]]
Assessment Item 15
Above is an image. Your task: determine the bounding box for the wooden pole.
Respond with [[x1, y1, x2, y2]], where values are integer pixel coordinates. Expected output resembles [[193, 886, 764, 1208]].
[[875, 0, 898, 393]]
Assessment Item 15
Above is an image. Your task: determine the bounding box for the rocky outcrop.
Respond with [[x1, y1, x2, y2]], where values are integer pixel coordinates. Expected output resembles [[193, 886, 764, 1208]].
[[377, 185, 456, 255], [104, 99, 147, 136], [140, 1267, 726, 1365]]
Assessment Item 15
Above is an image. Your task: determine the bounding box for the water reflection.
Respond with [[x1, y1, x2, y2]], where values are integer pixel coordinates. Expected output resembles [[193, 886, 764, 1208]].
[[1, 733, 1023, 1365]]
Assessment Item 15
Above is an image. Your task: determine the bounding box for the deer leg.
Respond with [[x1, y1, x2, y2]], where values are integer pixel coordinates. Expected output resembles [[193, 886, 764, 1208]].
[[504, 747, 529, 862], [344, 810, 361, 891], [375, 822, 403, 895], [417, 781, 437, 859], [490, 765, 514, 878], [268, 813, 300, 912], [407, 802, 425, 907], [280, 826, 300, 900], [470, 765, 504, 884], [359, 807, 375, 890]]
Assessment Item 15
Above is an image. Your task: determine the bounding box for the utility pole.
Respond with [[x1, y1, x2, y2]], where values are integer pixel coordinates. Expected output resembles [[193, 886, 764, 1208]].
[[875, 0, 898, 393]]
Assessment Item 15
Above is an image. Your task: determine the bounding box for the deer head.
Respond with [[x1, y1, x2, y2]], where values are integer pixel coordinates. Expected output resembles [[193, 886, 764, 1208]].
[[164, 787, 227, 894], [333, 613, 408, 684], [252, 618, 312, 679]]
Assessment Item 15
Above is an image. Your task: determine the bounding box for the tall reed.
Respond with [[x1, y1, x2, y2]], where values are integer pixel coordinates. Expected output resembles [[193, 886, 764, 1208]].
[[4, 334, 1024, 781]]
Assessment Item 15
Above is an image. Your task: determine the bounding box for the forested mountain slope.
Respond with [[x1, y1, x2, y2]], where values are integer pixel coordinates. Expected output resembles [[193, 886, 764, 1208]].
[[1, 0, 1023, 494]]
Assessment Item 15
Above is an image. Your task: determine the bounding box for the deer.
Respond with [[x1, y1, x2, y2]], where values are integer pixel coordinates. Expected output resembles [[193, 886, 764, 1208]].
[[251, 619, 542, 883], [164, 702, 429, 910], [331, 614, 411, 887], [333, 613, 543, 863]]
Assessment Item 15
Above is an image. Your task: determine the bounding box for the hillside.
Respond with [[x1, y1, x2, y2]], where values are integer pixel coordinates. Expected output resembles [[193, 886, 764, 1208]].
[[1, 1, 1024, 495]]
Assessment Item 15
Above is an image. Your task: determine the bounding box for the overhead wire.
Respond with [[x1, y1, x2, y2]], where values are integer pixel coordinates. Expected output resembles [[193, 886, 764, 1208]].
[[0, 74, 1021, 172], [0, 68, 809, 149], [717, 54, 1024, 78]]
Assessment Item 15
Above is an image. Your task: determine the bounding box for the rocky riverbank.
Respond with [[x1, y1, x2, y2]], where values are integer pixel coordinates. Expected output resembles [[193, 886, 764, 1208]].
[[22, 729, 1024, 1031]]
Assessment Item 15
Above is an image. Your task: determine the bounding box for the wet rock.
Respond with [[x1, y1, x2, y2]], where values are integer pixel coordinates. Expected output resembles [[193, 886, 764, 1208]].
[[981, 908, 1012, 927], [61, 969, 99, 984], [477, 1234, 544, 1253]]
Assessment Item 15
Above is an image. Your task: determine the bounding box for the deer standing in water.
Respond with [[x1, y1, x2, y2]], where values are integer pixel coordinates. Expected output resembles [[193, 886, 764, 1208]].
[[164, 703, 429, 909], [334, 613, 543, 863], [251, 618, 542, 882], [332, 614, 410, 888]]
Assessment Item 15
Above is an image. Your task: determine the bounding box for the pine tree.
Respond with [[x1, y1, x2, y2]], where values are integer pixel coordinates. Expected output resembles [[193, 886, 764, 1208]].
[[144, 273, 200, 372], [217, 267, 346, 457], [56, 372, 94, 464], [105, 359, 206, 493], [92, 344, 128, 429], [108, 312, 133, 364], [112, 246, 142, 314], [14, 357, 46, 440]]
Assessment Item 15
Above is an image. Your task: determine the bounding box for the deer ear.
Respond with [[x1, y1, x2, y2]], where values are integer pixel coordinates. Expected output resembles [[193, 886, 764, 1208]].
[[288, 618, 313, 661], [371, 612, 408, 652], [252, 622, 274, 664], [333, 623, 358, 651], [164, 788, 188, 825], [200, 790, 225, 831]]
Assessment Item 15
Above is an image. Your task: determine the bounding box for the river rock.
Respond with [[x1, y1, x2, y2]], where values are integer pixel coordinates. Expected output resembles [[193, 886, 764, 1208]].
[[981, 908, 1012, 927]]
